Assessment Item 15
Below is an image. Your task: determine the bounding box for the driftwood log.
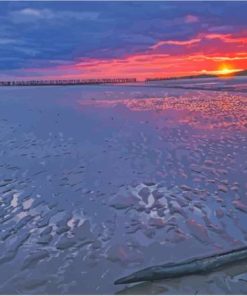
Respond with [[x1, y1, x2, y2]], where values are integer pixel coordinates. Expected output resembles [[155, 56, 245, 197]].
[[114, 245, 247, 285]]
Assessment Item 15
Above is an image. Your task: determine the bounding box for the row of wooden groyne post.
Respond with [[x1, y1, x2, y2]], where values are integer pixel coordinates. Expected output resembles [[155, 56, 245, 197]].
[[0, 78, 137, 87]]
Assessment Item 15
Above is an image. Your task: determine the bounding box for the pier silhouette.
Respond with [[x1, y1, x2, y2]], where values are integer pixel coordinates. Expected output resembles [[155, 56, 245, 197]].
[[0, 78, 137, 87]]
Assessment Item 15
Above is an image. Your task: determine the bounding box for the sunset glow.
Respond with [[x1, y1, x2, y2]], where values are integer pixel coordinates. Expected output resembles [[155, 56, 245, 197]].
[[214, 64, 241, 77], [0, 2, 247, 80]]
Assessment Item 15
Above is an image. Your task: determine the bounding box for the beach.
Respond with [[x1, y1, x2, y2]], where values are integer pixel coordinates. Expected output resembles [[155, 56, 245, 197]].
[[0, 78, 247, 294]]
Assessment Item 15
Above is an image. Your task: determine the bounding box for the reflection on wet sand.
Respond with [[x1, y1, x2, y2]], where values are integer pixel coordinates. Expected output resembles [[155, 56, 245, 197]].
[[77, 91, 247, 130]]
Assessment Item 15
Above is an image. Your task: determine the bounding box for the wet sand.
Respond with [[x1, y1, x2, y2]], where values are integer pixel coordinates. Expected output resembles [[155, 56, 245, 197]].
[[0, 80, 247, 294]]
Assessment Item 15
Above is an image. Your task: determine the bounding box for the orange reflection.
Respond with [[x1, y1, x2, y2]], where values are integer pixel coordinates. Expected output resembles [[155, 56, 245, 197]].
[[77, 92, 247, 130]]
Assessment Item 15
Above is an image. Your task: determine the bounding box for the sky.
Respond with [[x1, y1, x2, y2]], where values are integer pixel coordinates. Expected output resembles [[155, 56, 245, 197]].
[[0, 1, 247, 81]]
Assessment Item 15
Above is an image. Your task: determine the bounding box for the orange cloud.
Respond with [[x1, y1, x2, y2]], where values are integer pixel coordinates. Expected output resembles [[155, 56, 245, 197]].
[[151, 38, 201, 49], [204, 33, 247, 44], [151, 32, 247, 51]]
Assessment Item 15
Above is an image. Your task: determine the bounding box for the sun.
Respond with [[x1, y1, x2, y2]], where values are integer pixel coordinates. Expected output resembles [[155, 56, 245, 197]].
[[217, 64, 235, 76], [219, 67, 232, 75], [219, 66, 232, 75]]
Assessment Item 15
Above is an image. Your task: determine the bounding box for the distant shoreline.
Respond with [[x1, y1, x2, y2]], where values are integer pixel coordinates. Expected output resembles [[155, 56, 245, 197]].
[[146, 70, 247, 82]]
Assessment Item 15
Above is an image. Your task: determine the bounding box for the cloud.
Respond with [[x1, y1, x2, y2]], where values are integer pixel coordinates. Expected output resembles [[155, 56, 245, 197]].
[[150, 31, 247, 53], [19, 8, 43, 17], [185, 15, 199, 24], [204, 33, 247, 44], [0, 38, 17, 45], [151, 38, 201, 49], [9, 7, 100, 23]]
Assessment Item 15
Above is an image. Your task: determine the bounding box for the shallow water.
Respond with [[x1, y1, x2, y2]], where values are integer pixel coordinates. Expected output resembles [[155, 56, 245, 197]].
[[0, 80, 247, 294]]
